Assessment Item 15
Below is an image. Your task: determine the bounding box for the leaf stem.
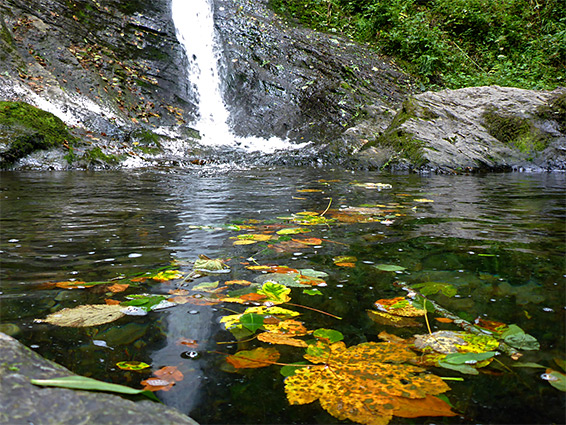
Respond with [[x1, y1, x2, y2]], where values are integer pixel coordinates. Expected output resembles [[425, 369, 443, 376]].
[[284, 302, 342, 320]]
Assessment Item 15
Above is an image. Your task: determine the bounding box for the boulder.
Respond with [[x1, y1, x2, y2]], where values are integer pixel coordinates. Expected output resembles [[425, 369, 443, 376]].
[[357, 86, 566, 172], [0, 332, 198, 425]]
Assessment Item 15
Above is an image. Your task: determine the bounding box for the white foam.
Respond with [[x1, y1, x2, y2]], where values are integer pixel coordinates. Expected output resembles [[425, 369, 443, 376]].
[[171, 0, 307, 153]]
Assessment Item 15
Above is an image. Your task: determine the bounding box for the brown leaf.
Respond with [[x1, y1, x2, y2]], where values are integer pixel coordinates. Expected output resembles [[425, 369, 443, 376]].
[[367, 310, 423, 328], [226, 347, 280, 369], [107, 283, 129, 293], [257, 333, 307, 347]]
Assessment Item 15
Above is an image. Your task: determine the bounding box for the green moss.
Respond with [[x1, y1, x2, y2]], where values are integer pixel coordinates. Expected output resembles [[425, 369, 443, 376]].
[[83, 147, 121, 165], [0, 101, 77, 165], [483, 106, 549, 155], [537, 92, 566, 131]]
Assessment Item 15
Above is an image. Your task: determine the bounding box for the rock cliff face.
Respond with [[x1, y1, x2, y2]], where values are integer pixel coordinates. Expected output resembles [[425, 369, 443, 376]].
[[0, 0, 564, 171]]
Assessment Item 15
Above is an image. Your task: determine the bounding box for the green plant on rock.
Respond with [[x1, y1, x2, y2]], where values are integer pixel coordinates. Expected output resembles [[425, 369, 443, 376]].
[[0, 101, 77, 165]]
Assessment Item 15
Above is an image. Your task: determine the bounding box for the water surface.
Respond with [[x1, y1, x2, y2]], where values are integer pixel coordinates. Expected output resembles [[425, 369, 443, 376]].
[[1, 168, 564, 424]]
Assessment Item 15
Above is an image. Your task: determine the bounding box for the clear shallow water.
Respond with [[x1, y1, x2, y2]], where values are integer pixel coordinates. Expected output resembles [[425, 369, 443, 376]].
[[1, 168, 564, 424]]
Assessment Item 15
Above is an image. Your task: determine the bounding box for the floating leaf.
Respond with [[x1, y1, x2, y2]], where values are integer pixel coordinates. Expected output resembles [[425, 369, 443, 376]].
[[542, 369, 566, 392], [276, 227, 311, 235], [257, 332, 307, 347], [303, 288, 323, 296], [140, 378, 174, 392], [374, 297, 426, 317], [154, 365, 184, 382], [194, 256, 229, 273], [443, 351, 497, 365], [225, 279, 252, 286], [413, 331, 499, 354], [437, 360, 479, 375], [240, 313, 265, 333], [352, 182, 393, 190], [367, 310, 422, 328], [333, 256, 357, 267], [285, 341, 455, 425], [264, 319, 309, 336], [176, 338, 198, 348], [34, 304, 125, 327], [413, 198, 434, 203], [31, 375, 158, 401], [233, 239, 258, 245], [107, 283, 129, 293], [226, 347, 280, 369], [501, 325, 540, 350], [313, 328, 344, 343], [292, 237, 323, 245], [116, 361, 150, 371], [151, 270, 183, 281], [257, 282, 291, 304], [192, 281, 221, 292], [375, 264, 407, 272], [411, 282, 457, 298], [280, 362, 309, 377]]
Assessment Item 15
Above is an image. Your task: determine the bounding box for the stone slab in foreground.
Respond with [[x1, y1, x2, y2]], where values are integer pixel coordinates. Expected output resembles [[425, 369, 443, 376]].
[[0, 332, 198, 425]]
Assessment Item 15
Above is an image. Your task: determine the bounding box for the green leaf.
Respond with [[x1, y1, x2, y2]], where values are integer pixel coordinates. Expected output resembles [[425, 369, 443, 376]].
[[239, 313, 264, 333], [374, 264, 407, 272], [502, 325, 540, 350], [544, 369, 566, 392], [511, 362, 546, 368], [412, 282, 457, 297], [303, 288, 323, 296], [280, 361, 309, 377], [122, 295, 167, 311], [438, 360, 479, 375], [257, 282, 291, 303], [443, 351, 497, 365], [298, 269, 329, 278], [313, 328, 343, 343], [30, 376, 159, 402]]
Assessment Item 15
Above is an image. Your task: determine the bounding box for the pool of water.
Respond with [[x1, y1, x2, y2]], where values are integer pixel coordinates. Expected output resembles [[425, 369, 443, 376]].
[[1, 168, 564, 424]]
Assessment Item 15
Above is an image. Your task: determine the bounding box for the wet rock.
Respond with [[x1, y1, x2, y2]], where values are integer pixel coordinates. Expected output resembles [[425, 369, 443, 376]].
[[215, 0, 415, 150], [0, 332, 199, 425], [357, 86, 566, 172]]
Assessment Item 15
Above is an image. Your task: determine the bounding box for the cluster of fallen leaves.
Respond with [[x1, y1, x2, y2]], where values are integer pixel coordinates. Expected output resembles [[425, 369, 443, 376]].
[[33, 181, 563, 425]]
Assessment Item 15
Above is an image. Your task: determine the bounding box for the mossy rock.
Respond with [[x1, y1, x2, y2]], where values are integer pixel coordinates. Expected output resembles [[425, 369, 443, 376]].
[[537, 91, 566, 131], [83, 147, 122, 167], [482, 106, 549, 155], [0, 101, 77, 166]]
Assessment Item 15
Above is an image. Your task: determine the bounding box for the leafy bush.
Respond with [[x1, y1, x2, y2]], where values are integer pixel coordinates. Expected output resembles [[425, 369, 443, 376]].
[[269, 0, 566, 89]]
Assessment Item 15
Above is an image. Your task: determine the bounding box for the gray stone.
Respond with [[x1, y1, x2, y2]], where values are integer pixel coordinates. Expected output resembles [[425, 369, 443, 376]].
[[0, 332, 198, 425], [358, 86, 566, 172]]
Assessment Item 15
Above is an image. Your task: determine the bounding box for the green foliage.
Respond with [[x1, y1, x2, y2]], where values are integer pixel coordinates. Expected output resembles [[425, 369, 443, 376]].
[[0, 101, 77, 165], [269, 0, 565, 89]]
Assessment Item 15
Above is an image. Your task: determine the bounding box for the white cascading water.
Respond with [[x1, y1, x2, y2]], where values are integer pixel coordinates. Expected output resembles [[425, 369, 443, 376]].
[[171, 0, 307, 153]]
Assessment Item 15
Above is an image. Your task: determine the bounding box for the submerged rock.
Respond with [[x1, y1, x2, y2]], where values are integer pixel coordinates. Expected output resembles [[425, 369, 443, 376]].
[[357, 86, 566, 172], [0, 332, 198, 425]]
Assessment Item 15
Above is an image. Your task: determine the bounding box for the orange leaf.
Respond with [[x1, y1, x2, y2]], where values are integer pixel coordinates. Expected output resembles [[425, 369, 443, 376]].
[[104, 299, 121, 305], [130, 276, 148, 283], [435, 317, 454, 323], [270, 266, 299, 274], [292, 238, 323, 246], [176, 338, 198, 348], [108, 283, 129, 293], [226, 347, 280, 369], [392, 395, 457, 418], [154, 366, 184, 382]]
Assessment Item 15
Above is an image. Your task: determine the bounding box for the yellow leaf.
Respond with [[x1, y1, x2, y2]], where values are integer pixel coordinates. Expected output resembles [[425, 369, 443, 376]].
[[233, 239, 258, 245], [285, 341, 455, 425], [367, 310, 423, 327], [257, 333, 307, 347], [35, 304, 125, 327]]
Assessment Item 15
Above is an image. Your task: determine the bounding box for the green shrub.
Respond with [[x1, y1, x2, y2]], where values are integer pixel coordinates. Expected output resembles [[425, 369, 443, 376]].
[[269, 0, 566, 89]]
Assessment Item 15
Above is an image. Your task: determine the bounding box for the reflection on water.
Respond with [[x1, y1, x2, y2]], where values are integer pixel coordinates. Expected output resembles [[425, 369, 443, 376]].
[[1, 169, 564, 424]]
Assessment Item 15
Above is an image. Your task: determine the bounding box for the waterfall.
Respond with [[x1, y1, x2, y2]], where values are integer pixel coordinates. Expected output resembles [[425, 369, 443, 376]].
[[171, 0, 307, 153]]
